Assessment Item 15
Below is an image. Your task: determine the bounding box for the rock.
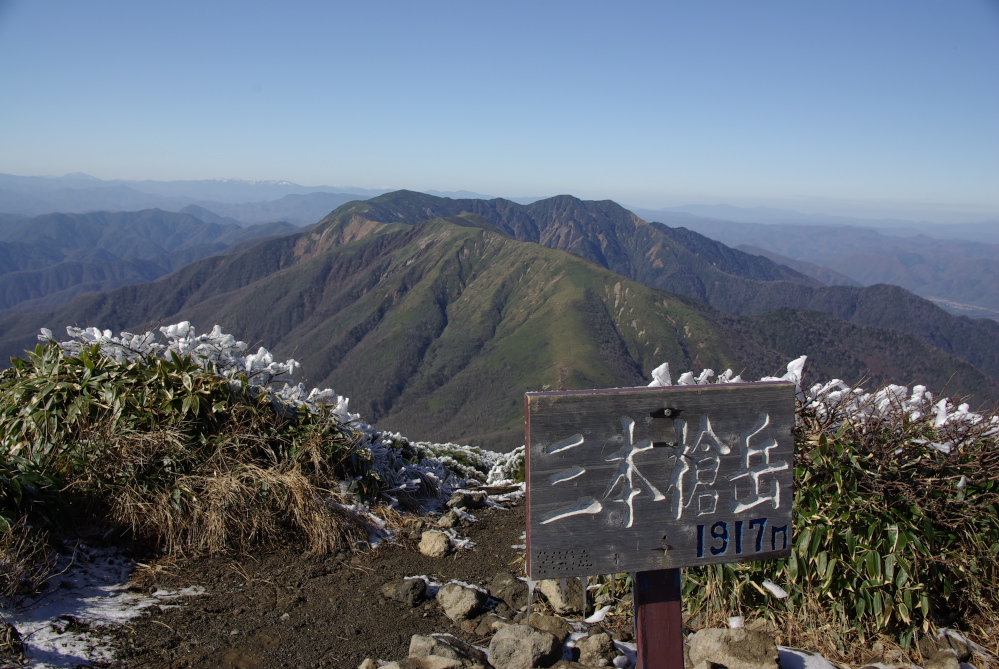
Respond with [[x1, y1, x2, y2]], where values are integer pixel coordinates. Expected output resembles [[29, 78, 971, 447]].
[[358, 660, 379, 669], [576, 632, 615, 667], [538, 578, 586, 615], [411, 634, 462, 660], [688, 628, 780, 669], [489, 624, 562, 669], [408, 634, 489, 669], [437, 583, 488, 621], [551, 663, 591, 669], [474, 613, 509, 636], [447, 491, 488, 510], [529, 613, 573, 643], [438, 510, 463, 529], [419, 531, 452, 558], [926, 649, 961, 669], [382, 578, 428, 607], [491, 571, 529, 611]]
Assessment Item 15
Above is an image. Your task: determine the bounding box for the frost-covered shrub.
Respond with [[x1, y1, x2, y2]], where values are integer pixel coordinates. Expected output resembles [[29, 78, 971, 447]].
[[650, 357, 999, 658], [0, 323, 495, 566]]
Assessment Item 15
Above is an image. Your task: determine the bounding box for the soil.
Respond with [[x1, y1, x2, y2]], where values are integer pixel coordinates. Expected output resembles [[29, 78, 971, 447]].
[[100, 499, 624, 669]]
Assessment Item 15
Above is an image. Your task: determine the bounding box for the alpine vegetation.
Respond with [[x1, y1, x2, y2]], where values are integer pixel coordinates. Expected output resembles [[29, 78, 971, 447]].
[[1, 322, 996, 659], [664, 358, 999, 657], [0, 323, 504, 601]]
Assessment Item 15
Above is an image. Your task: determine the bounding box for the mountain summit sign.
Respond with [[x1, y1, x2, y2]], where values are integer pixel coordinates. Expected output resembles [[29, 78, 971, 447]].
[[525, 382, 795, 580]]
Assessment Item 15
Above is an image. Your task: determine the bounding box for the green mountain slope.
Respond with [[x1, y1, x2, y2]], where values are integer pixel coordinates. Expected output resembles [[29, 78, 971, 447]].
[[0, 216, 762, 448], [300, 191, 823, 314], [2, 211, 996, 450], [305, 192, 999, 382]]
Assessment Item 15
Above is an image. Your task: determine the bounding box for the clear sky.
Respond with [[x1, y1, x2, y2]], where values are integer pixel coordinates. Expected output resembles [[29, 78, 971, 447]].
[[1, 0, 997, 221]]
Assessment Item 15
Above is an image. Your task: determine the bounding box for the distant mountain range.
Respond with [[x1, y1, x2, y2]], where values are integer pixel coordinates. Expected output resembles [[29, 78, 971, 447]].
[[635, 211, 999, 321], [1, 191, 996, 452], [0, 209, 298, 312], [631, 204, 999, 244]]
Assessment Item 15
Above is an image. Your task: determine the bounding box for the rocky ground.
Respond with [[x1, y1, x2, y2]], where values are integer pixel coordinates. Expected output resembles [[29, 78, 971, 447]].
[[98, 494, 632, 669], [4, 491, 987, 669]]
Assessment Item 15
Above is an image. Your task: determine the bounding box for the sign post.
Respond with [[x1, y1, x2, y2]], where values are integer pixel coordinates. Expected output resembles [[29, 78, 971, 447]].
[[525, 382, 795, 668]]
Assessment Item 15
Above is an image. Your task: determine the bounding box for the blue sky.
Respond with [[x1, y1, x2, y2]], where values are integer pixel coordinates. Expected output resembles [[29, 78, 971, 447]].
[[0, 0, 997, 221]]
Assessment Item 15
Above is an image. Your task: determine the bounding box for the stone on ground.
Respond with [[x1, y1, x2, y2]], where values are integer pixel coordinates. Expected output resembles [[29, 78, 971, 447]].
[[491, 571, 529, 611], [576, 632, 615, 667], [488, 624, 562, 669], [411, 634, 463, 660], [473, 613, 510, 636], [688, 628, 779, 669], [528, 612, 573, 643], [419, 531, 452, 557], [538, 578, 586, 615], [437, 509, 463, 529], [381, 578, 428, 607], [358, 660, 379, 669], [410, 633, 488, 666], [925, 649, 961, 669], [437, 582, 488, 621]]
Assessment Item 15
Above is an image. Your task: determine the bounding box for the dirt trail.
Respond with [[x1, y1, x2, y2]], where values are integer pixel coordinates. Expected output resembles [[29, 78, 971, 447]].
[[106, 501, 540, 668]]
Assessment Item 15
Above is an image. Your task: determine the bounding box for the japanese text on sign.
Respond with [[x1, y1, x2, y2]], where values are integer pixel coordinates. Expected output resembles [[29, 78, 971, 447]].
[[526, 382, 795, 579]]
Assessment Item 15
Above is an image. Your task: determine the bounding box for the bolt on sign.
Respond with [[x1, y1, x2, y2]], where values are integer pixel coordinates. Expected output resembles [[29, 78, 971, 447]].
[[525, 382, 795, 580]]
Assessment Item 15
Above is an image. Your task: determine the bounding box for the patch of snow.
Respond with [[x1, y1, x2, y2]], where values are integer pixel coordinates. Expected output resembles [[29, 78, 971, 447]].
[[778, 647, 840, 669], [583, 604, 612, 623], [2, 544, 207, 669]]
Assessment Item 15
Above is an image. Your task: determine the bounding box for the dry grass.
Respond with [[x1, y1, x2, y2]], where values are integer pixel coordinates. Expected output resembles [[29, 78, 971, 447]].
[[0, 518, 54, 603], [71, 423, 368, 559]]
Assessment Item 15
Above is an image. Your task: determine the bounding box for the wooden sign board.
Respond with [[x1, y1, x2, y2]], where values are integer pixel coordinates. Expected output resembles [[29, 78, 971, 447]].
[[525, 382, 795, 580]]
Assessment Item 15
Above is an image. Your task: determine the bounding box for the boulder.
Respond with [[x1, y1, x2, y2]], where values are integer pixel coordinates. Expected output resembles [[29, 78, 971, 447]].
[[488, 624, 562, 669], [576, 632, 615, 667], [688, 628, 780, 669], [528, 613, 573, 643], [437, 583, 488, 621], [381, 578, 427, 607], [419, 531, 452, 558], [491, 571, 529, 611], [538, 578, 586, 615], [358, 660, 379, 669]]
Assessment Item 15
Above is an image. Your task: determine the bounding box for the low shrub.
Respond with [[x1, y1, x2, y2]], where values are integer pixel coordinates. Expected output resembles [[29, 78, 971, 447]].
[[682, 378, 999, 660], [0, 337, 374, 560]]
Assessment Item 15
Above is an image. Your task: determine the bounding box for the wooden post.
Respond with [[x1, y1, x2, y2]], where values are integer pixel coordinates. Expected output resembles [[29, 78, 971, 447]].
[[634, 568, 684, 669]]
